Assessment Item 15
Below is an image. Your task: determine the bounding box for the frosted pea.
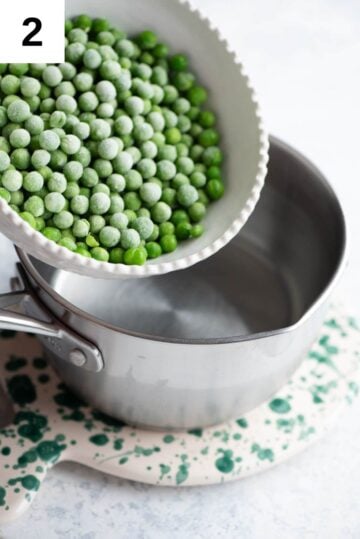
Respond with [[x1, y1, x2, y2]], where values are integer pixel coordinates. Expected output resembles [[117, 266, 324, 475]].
[[73, 146, 91, 167], [42, 66, 63, 87], [90, 192, 111, 215], [157, 145, 177, 162], [95, 80, 117, 102], [148, 111, 165, 132], [125, 170, 143, 191], [64, 161, 83, 182], [20, 77, 41, 98], [133, 217, 154, 240], [94, 159, 112, 178], [29, 64, 46, 77], [152, 85, 165, 105], [109, 194, 125, 214], [1, 75, 21, 96], [139, 182, 162, 206], [40, 97, 56, 114], [10, 191, 24, 206], [65, 42, 86, 64], [0, 151, 10, 171], [83, 49, 102, 69], [163, 109, 178, 128], [99, 226, 121, 248], [125, 96, 145, 116], [48, 172, 67, 193], [97, 103, 114, 119], [10, 129, 31, 148], [0, 188, 11, 202], [25, 115, 44, 135], [81, 167, 99, 188], [115, 39, 136, 58], [172, 173, 190, 189], [50, 111, 67, 128], [137, 158, 157, 179], [151, 66, 168, 87], [61, 135, 81, 155], [157, 160, 177, 181], [107, 174, 126, 193], [73, 219, 90, 238], [88, 215, 105, 234], [0, 107, 7, 129], [90, 119, 111, 141], [53, 211, 74, 230], [24, 195, 44, 217], [98, 45, 118, 61], [110, 212, 128, 230], [98, 138, 119, 160], [54, 81, 76, 97], [177, 184, 199, 207], [115, 71, 132, 92], [68, 28, 88, 45], [73, 122, 90, 140], [177, 157, 195, 175], [59, 62, 77, 80], [7, 100, 31, 123], [121, 229, 141, 249], [133, 115, 145, 128], [133, 123, 154, 142], [100, 60, 122, 81], [39, 130, 61, 151], [140, 140, 158, 159], [151, 201, 172, 223], [64, 182, 80, 199], [56, 95, 77, 114], [71, 194, 89, 215], [23, 171, 44, 192], [45, 192, 66, 213], [126, 147, 141, 165], [190, 171, 207, 188], [113, 151, 133, 174], [11, 149, 30, 170], [74, 72, 93, 92]]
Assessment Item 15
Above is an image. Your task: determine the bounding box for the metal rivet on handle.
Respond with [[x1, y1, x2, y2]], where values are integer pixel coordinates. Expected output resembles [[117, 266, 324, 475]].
[[69, 349, 87, 367]]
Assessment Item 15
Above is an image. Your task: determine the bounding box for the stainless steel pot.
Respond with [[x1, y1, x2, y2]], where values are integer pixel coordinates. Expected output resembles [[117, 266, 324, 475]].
[[0, 138, 347, 430]]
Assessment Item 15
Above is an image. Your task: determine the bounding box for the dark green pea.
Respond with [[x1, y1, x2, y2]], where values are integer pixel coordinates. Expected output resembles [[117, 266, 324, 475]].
[[146, 241, 162, 259], [176, 221, 192, 240]]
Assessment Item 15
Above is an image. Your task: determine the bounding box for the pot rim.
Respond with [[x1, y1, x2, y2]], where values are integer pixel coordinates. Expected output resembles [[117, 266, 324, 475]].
[[16, 137, 348, 346]]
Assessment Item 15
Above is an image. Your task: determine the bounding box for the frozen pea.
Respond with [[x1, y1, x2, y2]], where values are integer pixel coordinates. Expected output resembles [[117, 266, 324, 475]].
[[23, 171, 44, 192], [114, 115, 133, 136], [90, 192, 111, 215], [121, 228, 141, 249], [110, 212, 128, 230], [157, 145, 177, 162], [48, 172, 67, 193], [0, 151, 10, 171], [50, 111, 67, 128], [99, 226, 121, 248], [59, 62, 77, 80], [73, 219, 90, 238], [125, 170, 143, 190], [61, 135, 81, 155], [107, 174, 126, 193], [11, 149, 30, 170], [2, 169, 23, 191], [125, 96, 145, 116], [71, 194, 89, 215], [39, 130, 61, 151], [139, 182, 162, 206], [42, 66, 63, 87], [141, 140, 157, 159], [63, 161, 83, 182], [44, 192, 65, 213], [177, 157, 195, 175], [7, 100, 31, 122], [95, 80, 117, 102], [133, 217, 154, 240], [25, 115, 44, 135], [90, 119, 111, 141], [109, 194, 125, 214], [157, 160, 176, 181], [74, 72, 93, 92], [83, 49, 102, 69], [56, 95, 77, 114], [24, 195, 44, 217], [126, 146, 141, 165], [73, 121, 90, 140], [9, 128, 30, 149], [151, 201, 172, 223], [98, 138, 119, 160], [89, 215, 106, 234], [79, 91, 99, 112], [113, 151, 133, 174], [137, 158, 157, 179], [21, 77, 41, 98], [53, 211, 74, 230], [177, 184, 199, 207]]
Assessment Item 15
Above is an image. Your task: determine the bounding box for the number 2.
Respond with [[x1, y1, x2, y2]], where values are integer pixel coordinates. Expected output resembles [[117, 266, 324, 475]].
[[23, 17, 43, 47]]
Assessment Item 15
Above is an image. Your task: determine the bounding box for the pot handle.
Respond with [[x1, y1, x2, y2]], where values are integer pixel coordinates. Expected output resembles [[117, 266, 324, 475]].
[[0, 265, 104, 373]]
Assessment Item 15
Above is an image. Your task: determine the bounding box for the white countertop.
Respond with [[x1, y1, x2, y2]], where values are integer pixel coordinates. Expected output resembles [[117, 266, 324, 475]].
[[2, 0, 360, 537]]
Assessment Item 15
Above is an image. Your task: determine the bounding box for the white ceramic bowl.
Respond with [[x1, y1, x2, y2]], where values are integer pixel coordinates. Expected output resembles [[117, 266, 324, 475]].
[[0, 0, 269, 278]]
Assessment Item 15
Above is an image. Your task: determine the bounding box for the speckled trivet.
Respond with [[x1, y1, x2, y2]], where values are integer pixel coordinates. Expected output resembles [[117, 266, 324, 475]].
[[0, 305, 359, 523]]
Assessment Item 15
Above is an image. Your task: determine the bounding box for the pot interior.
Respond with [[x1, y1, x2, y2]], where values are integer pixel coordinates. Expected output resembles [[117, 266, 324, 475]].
[[26, 139, 346, 341]]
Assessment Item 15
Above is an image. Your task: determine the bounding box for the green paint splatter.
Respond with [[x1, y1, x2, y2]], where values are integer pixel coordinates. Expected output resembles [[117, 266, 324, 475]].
[[89, 434, 109, 447], [163, 435, 175, 444], [37, 440, 66, 463], [63, 410, 85, 422], [251, 444, 274, 462], [215, 450, 235, 474], [236, 418, 248, 429], [114, 439, 123, 451], [0, 487, 6, 507], [7, 375, 36, 406], [9, 475, 40, 492], [233, 433, 242, 441], [5, 356, 27, 372], [188, 429, 203, 438], [33, 358, 47, 370], [1, 447, 11, 456], [176, 456, 189, 485], [160, 464, 171, 480], [15, 411, 48, 443], [269, 398, 291, 414], [119, 457, 128, 465]]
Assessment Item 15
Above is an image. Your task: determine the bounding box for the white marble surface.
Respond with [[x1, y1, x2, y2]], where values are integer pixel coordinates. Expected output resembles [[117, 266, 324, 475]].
[[1, 0, 360, 537]]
